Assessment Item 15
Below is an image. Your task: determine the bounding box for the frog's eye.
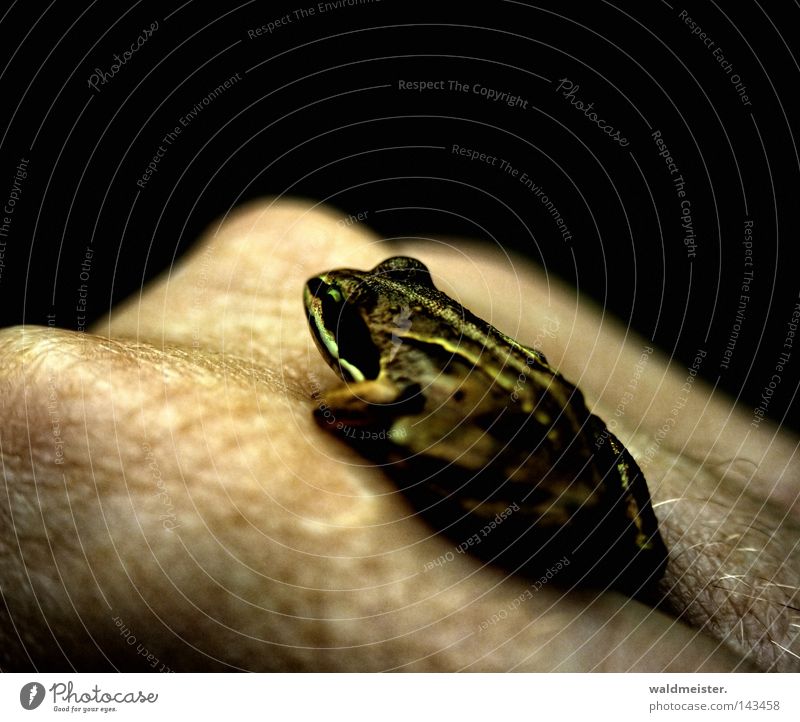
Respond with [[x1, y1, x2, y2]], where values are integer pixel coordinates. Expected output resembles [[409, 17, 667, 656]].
[[305, 278, 381, 382], [372, 256, 434, 286]]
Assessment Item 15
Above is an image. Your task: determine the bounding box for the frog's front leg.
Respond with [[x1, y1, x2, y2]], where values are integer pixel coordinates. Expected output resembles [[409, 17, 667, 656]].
[[312, 377, 422, 430]]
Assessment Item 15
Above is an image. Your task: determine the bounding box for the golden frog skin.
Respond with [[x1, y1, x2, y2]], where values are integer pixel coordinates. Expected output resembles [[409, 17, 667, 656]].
[[304, 256, 667, 594]]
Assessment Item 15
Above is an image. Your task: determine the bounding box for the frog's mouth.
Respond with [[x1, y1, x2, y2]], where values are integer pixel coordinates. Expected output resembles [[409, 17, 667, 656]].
[[304, 277, 381, 383]]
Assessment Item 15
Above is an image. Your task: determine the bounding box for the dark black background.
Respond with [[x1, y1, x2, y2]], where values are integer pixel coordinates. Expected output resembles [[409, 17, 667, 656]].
[[1, 1, 798, 431]]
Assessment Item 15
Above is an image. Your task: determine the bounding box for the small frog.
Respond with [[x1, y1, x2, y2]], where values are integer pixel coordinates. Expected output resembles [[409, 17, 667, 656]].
[[304, 256, 667, 594]]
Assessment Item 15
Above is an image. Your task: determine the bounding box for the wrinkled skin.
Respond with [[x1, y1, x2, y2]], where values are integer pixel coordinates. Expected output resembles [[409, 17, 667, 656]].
[[1, 199, 798, 671]]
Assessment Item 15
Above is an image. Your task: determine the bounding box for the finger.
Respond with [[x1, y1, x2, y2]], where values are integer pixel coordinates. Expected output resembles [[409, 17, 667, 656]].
[[92, 198, 389, 363]]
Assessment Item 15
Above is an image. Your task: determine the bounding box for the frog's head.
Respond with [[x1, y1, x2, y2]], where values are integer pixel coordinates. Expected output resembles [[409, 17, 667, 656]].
[[303, 257, 433, 383]]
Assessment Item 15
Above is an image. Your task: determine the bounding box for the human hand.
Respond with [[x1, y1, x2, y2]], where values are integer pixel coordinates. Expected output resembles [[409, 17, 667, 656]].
[[1, 199, 797, 671]]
